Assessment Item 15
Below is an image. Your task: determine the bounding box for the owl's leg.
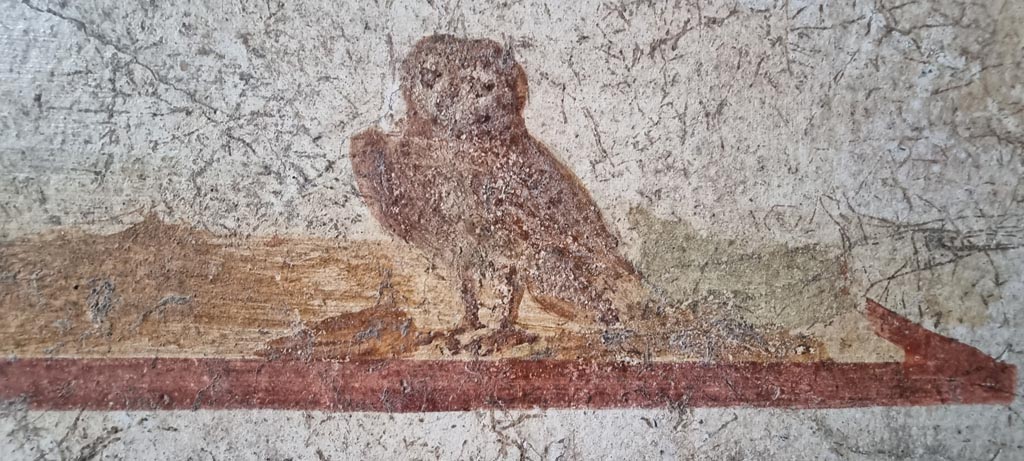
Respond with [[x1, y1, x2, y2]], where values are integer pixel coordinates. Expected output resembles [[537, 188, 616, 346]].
[[466, 266, 538, 355], [454, 266, 486, 333], [500, 266, 526, 329], [442, 265, 488, 355]]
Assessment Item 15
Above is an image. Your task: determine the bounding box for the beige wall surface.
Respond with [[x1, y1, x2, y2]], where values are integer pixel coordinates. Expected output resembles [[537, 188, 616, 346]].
[[2, 0, 1022, 459]]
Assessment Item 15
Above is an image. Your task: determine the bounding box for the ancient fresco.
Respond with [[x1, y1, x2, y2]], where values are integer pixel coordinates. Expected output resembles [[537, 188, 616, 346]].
[[0, 34, 1015, 412]]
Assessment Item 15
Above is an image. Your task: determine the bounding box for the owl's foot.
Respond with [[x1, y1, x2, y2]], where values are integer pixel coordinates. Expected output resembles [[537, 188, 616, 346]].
[[452, 317, 486, 335], [439, 317, 486, 355], [463, 326, 538, 356]]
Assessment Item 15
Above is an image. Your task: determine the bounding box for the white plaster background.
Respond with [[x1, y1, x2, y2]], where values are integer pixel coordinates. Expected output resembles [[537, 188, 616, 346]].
[[1, 0, 1022, 458]]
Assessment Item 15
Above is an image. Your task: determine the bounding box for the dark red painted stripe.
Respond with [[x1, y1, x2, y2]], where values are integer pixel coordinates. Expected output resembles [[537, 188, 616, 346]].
[[0, 301, 1015, 411]]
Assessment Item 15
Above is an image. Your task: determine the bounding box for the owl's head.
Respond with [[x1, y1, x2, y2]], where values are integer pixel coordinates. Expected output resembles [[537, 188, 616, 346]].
[[400, 35, 528, 135]]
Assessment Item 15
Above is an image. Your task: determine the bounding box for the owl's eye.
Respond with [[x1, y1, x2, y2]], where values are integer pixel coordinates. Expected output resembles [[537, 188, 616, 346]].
[[473, 81, 496, 99], [420, 68, 440, 88]]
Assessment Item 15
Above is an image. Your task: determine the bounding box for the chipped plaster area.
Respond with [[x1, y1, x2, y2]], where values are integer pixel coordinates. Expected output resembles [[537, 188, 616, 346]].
[[1, 0, 1022, 458]]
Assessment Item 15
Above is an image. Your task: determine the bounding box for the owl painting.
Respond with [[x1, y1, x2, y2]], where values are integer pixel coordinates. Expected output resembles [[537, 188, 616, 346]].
[[349, 35, 640, 354]]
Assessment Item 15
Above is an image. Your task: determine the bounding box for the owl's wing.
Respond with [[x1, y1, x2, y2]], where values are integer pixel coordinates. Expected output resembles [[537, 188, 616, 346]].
[[501, 139, 636, 276], [349, 128, 418, 243]]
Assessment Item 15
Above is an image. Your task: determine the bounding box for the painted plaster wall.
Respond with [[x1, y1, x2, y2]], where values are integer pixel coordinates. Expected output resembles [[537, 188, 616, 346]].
[[2, 0, 1022, 459]]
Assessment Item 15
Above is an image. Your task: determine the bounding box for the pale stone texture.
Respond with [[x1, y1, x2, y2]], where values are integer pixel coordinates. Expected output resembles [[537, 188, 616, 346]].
[[1, 0, 1022, 459]]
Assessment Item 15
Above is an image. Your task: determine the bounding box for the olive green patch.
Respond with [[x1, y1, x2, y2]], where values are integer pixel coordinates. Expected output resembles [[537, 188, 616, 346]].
[[629, 208, 856, 330]]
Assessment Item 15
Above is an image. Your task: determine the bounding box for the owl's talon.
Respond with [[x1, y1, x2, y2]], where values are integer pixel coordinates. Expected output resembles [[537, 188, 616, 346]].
[[453, 318, 486, 335], [464, 326, 538, 356], [440, 319, 486, 356]]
